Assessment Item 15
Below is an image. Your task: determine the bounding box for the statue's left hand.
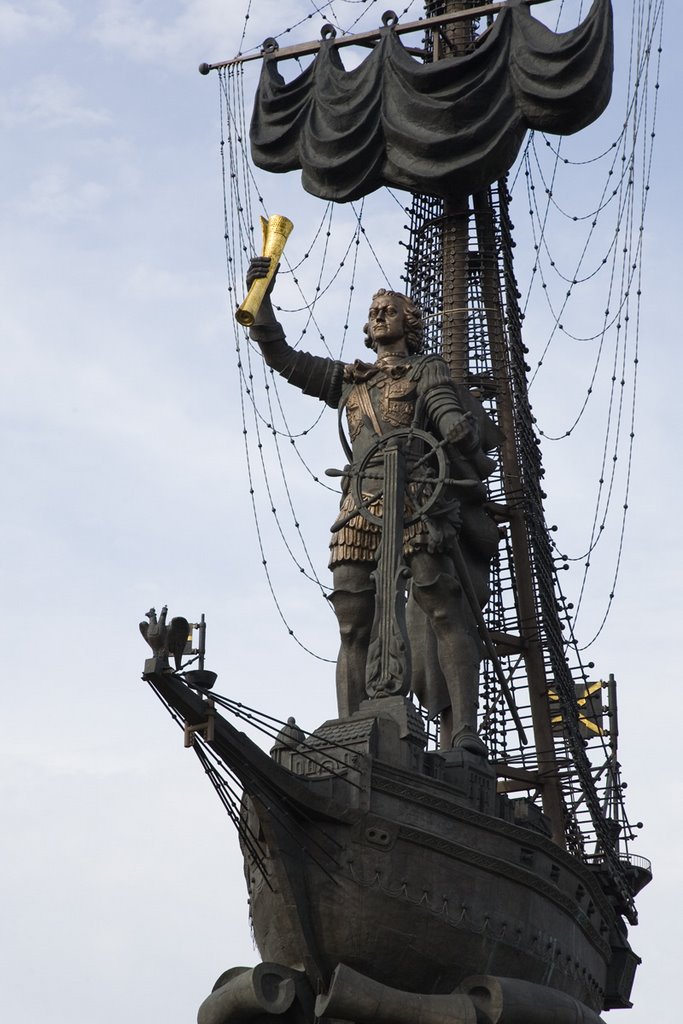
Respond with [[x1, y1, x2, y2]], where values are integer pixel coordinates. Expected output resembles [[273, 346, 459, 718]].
[[444, 414, 472, 445]]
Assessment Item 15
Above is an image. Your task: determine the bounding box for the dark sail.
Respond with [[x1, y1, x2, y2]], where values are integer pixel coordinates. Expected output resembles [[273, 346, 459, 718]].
[[250, 0, 613, 202]]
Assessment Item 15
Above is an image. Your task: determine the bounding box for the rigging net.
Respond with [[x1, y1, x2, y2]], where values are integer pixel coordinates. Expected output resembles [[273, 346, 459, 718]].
[[215, 0, 661, 900]]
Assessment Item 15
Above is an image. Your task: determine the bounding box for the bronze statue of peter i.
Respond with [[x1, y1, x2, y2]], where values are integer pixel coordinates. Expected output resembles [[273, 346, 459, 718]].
[[246, 258, 500, 753]]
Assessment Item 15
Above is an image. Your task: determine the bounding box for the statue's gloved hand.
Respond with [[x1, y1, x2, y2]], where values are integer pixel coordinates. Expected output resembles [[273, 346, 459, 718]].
[[246, 256, 278, 292], [244, 257, 281, 331], [443, 412, 476, 447], [444, 413, 496, 480]]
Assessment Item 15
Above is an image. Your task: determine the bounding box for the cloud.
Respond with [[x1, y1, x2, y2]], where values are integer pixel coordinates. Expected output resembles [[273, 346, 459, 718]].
[[125, 262, 211, 301], [90, 0, 231, 62], [18, 166, 110, 224], [89, 0, 311, 64], [0, 0, 70, 44], [0, 74, 110, 129]]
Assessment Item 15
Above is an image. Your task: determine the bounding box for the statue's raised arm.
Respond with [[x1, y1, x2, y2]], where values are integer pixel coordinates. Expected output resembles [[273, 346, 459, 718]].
[[247, 256, 345, 407]]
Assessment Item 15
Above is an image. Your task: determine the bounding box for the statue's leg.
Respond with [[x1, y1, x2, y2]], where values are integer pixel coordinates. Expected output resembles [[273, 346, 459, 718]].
[[408, 551, 484, 753], [329, 562, 375, 719]]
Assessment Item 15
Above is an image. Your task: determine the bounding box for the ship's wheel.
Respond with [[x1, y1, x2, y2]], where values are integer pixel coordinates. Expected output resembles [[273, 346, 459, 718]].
[[348, 427, 449, 528]]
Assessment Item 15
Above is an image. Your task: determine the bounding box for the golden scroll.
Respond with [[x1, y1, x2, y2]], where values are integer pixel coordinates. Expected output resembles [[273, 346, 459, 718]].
[[235, 214, 294, 327]]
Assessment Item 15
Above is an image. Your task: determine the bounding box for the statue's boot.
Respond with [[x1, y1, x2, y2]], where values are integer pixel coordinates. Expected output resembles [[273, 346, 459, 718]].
[[444, 657, 487, 756], [411, 571, 485, 755]]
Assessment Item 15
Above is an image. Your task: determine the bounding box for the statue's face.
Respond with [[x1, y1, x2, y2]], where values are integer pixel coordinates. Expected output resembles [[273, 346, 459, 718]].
[[367, 294, 406, 346]]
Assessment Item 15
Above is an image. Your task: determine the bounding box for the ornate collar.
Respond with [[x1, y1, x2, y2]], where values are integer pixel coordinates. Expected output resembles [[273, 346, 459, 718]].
[[344, 354, 413, 383]]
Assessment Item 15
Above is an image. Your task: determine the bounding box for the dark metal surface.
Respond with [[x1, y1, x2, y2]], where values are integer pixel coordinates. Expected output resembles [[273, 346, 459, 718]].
[[143, 665, 638, 1013], [364, 439, 412, 700], [249, 0, 613, 202]]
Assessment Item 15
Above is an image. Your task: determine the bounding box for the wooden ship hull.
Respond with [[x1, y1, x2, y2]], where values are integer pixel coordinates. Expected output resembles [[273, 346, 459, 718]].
[[147, 671, 637, 1015], [246, 770, 614, 1011]]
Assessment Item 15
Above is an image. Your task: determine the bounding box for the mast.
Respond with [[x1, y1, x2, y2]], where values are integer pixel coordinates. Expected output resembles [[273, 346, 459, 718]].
[[439, 1, 472, 384], [406, 0, 587, 848], [402, 4, 635, 911], [471, 187, 569, 845]]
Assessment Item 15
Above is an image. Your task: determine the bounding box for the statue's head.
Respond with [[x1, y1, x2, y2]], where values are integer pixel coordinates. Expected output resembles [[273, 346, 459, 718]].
[[363, 289, 424, 354]]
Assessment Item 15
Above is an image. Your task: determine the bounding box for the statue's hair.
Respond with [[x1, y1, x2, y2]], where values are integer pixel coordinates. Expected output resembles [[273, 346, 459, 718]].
[[363, 289, 424, 354]]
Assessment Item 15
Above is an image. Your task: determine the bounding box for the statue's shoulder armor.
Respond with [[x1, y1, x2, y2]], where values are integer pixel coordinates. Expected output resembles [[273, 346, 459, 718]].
[[408, 353, 451, 385]]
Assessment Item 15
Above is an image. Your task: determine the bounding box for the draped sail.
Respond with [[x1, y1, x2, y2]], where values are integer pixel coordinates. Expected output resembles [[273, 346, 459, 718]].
[[250, 0, 613, 202]]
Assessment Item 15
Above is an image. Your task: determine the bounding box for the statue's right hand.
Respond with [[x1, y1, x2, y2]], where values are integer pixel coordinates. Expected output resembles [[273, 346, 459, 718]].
[[246, 256, 276, 289]]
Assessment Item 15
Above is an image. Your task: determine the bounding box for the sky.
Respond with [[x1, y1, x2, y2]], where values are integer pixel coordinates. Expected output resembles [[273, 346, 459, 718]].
[[1, 2, 680, 1022]]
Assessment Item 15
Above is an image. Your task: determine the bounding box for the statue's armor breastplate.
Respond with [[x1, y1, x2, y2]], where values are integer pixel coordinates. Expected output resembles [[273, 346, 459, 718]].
[[345, 371, 419, 446], [379, 375, 418, 428]]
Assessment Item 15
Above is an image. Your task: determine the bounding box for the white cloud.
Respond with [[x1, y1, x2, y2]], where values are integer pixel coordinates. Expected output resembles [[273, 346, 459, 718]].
[[0, 74, 110, 129], [91, 0, 230, 62], [125, 262, 209, 300], [18, 167, 110, 223], [0, 0, 70, 44], [90, 0, 309, 64]]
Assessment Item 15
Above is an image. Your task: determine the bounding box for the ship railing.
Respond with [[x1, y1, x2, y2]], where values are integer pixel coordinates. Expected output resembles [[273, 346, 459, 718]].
[[584, 852, 652, 872]]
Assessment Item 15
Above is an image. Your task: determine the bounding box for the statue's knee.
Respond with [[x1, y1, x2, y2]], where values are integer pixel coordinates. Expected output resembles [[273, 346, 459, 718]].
[[329, 588, 374, 644], [338, 621, 370, 646], [427, 602, 453, 627]]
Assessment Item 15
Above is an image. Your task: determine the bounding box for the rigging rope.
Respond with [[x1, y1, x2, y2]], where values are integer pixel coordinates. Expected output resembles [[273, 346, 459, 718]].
[[218, 1, 425, 657], [517, 0, 663, 642], [215, 1, 662, 863]]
